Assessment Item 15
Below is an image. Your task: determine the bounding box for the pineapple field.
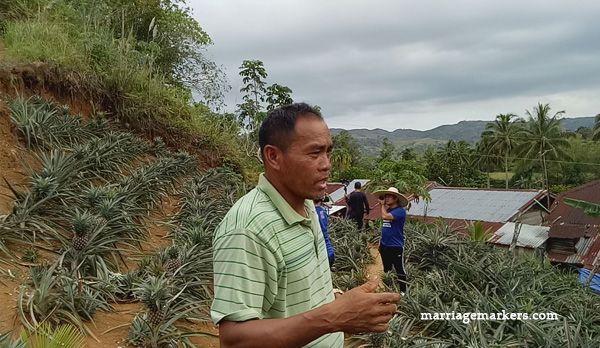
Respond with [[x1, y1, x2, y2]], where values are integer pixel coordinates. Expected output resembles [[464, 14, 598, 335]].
[[0, 94, 599, 347], [0, 94, 242, 347]]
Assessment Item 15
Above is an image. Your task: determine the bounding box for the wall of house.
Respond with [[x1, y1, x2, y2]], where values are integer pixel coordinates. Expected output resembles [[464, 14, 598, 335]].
[[520, 206, 545, 225]]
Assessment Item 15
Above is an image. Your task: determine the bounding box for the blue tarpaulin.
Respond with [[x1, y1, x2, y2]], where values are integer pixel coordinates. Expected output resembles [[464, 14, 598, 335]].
[[578, 268, 600, 293]]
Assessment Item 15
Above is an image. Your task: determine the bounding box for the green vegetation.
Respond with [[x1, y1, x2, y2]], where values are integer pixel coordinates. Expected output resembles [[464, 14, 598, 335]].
[[0, 96, 237, 346], [480, 113, 521, 188], [0, 323, 84, 348], [489, 171, 515, 181], [2, 2, 600, 347], [0, 0, 253, 174], [328, 218, 375, 291], [354, 220, 600, 347]]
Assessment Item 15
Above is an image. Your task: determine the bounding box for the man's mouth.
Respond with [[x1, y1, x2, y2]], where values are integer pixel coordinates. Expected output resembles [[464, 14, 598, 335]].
[[317, 178, 328, 189]]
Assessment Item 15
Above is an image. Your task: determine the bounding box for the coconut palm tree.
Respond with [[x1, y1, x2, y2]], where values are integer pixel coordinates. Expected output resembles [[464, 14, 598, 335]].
[[474, 134, 500, 188], [483, 113, 523, 188], [330, 147, 351, 180], [515, 103, 571, 208]]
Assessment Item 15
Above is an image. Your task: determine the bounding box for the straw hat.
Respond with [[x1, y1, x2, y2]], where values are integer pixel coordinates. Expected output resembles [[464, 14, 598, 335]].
[[372, 187, 409, 207]]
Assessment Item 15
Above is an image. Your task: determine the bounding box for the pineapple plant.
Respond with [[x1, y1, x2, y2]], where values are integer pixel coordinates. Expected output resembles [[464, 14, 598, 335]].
[[31, 175, 58, 199], [22, 247, 40, 263], [72, 211, 92, 251], [96, 197, 118, 225], [164, 246, 181, 274], [58, 104, 70, 116], [135, 275, 171, 327]]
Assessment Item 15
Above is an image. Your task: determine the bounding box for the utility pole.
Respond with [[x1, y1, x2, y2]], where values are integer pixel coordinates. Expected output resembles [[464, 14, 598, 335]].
[[586, 253, 600, 287], [540, 149, 551, 210], [509, 212, 523, 253]]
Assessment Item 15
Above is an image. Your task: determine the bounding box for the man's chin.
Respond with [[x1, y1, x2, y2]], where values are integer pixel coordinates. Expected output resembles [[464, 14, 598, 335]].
[[309, 190, 326, 201]]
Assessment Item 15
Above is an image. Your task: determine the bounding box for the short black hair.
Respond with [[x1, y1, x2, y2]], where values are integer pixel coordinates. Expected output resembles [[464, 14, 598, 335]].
[[354, 182, 362, 189], [259, 103, 323, 157]]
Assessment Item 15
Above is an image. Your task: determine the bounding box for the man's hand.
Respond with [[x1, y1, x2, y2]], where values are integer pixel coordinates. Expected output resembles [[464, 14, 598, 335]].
[[218, 277, 401, 348], [322, 277, 401, 334]]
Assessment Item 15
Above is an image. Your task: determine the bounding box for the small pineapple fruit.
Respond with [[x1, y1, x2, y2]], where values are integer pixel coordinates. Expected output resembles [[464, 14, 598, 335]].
[[72, 210, 92, 251], [137, 275, 170, 327], [146, 302, 164, 327], [164, 247, 181, 274]]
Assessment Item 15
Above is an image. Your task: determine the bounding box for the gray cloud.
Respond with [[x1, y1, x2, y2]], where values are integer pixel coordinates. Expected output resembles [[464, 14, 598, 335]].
[[189, 0, 600, 130]]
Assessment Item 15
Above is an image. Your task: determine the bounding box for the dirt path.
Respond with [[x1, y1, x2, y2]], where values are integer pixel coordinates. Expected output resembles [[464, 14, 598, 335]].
[[366, 244, 384, 284]]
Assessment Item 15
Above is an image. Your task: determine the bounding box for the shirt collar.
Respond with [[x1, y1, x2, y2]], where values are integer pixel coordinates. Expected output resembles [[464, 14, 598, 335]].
[[258, 173, 313, 226]]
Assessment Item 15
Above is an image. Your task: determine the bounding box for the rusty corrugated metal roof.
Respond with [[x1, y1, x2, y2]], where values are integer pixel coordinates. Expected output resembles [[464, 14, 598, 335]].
[[325, 183, 344, 195], [333, 190, 382, 220], [328, 180, 369, 204], [548, 233, 600, 269], [545, 179, 600, 238], [488, 222, 549, 249]]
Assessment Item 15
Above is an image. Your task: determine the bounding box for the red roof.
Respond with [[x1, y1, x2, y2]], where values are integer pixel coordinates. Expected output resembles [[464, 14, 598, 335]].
[[325, 183, 344, 195], [547, 233, 600, 270], [333, 191, 383, 220], [544, 179, 600, 238]]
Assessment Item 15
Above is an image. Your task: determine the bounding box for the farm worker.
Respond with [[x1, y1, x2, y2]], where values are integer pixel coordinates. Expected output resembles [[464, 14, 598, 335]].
[[211, 103, 402, 348], [374, 187, 409, 296], [314, 197, 335, 267], [344, 181, 370, 231]]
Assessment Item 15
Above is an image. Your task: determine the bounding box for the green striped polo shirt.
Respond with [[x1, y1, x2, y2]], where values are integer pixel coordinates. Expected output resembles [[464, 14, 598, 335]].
[[211, 173, 343, 348]]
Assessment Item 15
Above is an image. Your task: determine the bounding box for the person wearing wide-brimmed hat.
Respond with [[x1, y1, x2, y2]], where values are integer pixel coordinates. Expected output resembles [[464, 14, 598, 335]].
[[373, 187, 409, 295]]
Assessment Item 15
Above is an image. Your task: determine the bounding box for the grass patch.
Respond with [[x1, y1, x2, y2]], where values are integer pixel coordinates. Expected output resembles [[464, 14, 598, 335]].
[[3, 19, 88, 69], [489, 171, 514, 180], [1, 6, 245, 173]]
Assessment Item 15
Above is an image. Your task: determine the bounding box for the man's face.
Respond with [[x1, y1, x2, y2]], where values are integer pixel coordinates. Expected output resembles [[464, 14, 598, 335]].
[[279, 116, 332, 201], [384, 194, 399, 206]]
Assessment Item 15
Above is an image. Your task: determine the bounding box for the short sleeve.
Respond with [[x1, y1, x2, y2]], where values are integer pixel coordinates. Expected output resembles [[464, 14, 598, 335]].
[[211, 228, 279, 324], [391, 207, 406, 222]]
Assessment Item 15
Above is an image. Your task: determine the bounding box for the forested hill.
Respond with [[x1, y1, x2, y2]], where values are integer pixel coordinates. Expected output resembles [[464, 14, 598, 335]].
[[330, 117, 595, 156]]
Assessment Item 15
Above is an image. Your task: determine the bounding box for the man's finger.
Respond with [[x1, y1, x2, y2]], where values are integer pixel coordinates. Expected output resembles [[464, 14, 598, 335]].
[[370, 292, 402, 304]]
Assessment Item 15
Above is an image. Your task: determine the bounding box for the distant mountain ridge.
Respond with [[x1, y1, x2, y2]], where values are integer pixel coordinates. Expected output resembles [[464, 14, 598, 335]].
[[330, 117, 595, 157]]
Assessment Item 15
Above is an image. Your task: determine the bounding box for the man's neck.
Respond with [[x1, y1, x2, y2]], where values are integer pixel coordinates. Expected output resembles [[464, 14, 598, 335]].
[[264, 172, 307, 217]]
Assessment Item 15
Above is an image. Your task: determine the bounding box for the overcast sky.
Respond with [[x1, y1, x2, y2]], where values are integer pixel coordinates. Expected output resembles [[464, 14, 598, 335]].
[[189, 0, 600, 131]]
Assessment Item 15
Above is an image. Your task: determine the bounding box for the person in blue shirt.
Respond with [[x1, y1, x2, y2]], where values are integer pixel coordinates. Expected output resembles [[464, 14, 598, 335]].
[[373, 187, 408, 296], [314, 197, 335, 267]]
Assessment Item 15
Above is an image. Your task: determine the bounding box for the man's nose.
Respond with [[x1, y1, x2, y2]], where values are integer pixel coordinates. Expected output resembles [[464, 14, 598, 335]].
[[321, 154, 331, 171]]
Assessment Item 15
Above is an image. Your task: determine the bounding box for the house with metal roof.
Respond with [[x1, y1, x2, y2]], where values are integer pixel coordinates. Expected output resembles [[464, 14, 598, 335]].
[[488, 222, 550, 250], [325, 180, 370, 217], [543, 179, 600, 270], [404, 187, 550, 252], [329, 181, 443, 221], [409, 187, 547, 223]]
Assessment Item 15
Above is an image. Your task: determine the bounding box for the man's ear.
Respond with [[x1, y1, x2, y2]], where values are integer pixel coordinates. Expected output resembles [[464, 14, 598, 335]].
[[263, 144, 282, 171]]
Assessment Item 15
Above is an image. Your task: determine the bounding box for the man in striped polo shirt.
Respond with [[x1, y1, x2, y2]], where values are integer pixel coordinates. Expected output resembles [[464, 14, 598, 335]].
[[211, 103, 402, 348]]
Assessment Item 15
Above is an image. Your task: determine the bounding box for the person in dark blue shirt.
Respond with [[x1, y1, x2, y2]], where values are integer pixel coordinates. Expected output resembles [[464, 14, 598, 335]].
[[314, 198, 335, 267], [373, 187, 408, 296]]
